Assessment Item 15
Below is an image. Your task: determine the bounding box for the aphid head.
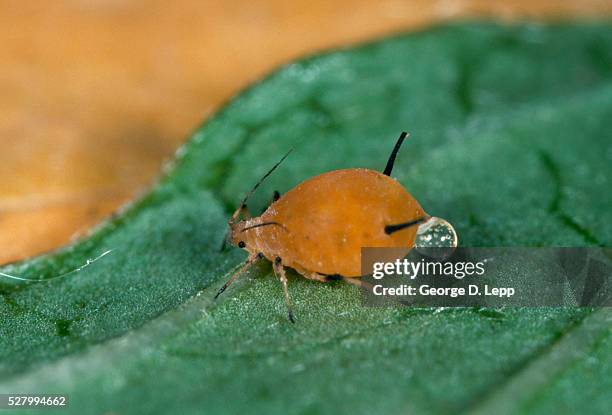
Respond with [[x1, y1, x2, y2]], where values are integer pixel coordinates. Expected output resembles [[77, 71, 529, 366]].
[[221, 149, 292, 252], [227, 219, 248, 249], [228, 220, 287, 250]]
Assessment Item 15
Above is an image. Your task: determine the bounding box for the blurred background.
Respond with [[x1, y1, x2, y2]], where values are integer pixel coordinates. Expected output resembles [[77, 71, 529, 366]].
[[2, 0, 611, 265]]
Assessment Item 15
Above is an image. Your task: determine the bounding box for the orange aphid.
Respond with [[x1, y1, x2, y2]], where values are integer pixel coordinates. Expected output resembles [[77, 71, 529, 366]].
[[217, 132, 429, 322]]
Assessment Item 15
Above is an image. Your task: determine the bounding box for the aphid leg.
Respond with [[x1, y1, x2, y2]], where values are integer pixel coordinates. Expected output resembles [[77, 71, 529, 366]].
[[299, 270, 328, 283], [273, 256, 295, 323], [214, 253, 263, 299], [302, 271, 373, 291], [298, 268, 373, 292], [325, 274, 365, 288], [298, 269, 362, 287], [261, 190, 281, 213], [221, 204, 252, 251]]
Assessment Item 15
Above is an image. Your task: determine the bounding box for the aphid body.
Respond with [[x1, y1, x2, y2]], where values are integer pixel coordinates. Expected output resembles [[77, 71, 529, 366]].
[[218, 132, 432, 322], [232, 169, 424, 277]]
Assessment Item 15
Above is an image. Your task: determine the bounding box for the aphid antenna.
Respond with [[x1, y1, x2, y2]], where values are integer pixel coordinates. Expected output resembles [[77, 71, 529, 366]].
[[237, 148, 293, 211], [240, 222, 288, 233], [383, 131, 409, 176]]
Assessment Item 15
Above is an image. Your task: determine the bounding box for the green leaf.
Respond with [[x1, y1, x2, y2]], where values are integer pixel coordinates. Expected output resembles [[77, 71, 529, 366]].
[[1, 22, 611, 415]]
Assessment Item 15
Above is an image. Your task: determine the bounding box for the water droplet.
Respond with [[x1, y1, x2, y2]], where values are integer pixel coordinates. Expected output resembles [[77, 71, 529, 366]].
[[415, 216, 458, 259]]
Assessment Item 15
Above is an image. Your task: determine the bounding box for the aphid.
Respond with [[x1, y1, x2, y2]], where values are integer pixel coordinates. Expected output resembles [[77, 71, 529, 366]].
[[217, 132, 455, 322]]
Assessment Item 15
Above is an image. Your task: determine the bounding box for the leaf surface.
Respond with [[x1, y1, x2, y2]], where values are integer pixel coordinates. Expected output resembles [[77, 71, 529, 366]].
[[1, 22, 611, 415]]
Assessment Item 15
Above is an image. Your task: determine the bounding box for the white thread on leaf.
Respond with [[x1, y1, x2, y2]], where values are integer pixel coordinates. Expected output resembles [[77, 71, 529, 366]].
[[0, 250, 113, 282]]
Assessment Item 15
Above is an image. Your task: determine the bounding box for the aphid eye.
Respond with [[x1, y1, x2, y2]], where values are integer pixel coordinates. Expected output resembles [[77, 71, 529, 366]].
[[238, 241, 246, 248]]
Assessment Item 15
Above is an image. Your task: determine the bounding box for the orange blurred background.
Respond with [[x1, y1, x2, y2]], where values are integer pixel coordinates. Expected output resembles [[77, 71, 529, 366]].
[[2, 0, 611, 265]]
